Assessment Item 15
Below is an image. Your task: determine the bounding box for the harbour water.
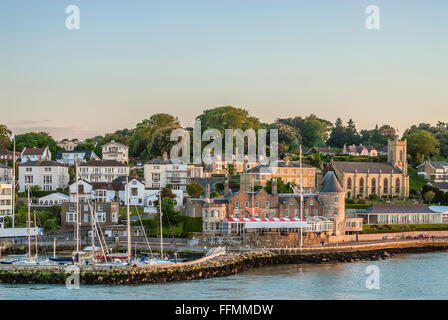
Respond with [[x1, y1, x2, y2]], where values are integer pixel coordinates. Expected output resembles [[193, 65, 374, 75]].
[[1, 251, 448, 300]]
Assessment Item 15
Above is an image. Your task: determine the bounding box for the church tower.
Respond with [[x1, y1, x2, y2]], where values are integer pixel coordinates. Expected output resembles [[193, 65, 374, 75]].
[[387, 135, 407, 175]]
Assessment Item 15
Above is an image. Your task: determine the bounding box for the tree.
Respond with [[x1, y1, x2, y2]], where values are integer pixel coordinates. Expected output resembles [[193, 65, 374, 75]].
[[423, 190, 436, 204], [129, 113, 180, 159], [187, 183, 204, 198], [301, 114, 333, 147], [270, 122, 301, 152], [210, 191, 221, 198], [0, 124, 12, 149], [327, 118, 346, 148], [196, 106, 260, 133], [404, 130, 439, 163], [15, 132, 60, 159], [149, 126, 180, 158], [159, 197, 178, 227], [264, 177, 293, 194]]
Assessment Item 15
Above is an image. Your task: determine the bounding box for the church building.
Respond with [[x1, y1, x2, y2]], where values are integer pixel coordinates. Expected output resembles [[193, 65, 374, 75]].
[[328, 136, 409, 199]]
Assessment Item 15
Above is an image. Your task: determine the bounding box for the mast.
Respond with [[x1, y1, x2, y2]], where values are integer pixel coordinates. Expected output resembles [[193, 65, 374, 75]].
[[90, 199, 96, 263], [27, 184, 31, 261], [12, 135, 15, 228], [126, 176, 131, 263], [252, 178, 255, 217], [299, 146, 303, 248], [75, 159, 80, 257], [159, 188, 164, 260], [34, 212, 38, 261]]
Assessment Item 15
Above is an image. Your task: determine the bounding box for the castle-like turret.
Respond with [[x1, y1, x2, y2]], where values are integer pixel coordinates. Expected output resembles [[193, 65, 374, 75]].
[[319, 171, 346, 236]]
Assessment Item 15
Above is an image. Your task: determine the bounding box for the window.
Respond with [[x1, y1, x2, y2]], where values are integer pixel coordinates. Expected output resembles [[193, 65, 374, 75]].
[[98, 204, 104, 212], [84, 213, 89, 223], [371, 178, 376, 194], [255, 201, 259, 208], [285, 209, 289, 217], [335, 197, 338, 202], [395, 178, 400, 193], [235, 201, 239, 209], [313, 209, 318, 216], [347, 177, 352, 189], [131, 188, 138, 196], [294, 209, 299, 217], [383, 178, 388, 194], [290, 199, 294, 206], [309, 199, 314, 206], [245, 201, 249, 208], [265, 201, 270, 208], [66, 212, 74, 222], [304, 209, 309, 216], [96, 212, 106, 223]]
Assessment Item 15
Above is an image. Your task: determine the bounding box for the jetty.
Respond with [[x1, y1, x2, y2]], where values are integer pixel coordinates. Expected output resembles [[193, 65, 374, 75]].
[[1, 239, 448, 285]]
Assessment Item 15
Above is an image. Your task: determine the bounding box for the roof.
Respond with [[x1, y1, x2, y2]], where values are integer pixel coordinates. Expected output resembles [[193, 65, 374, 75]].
[[78, 160, 127, 167], [91, 182, 115, 190], [112, 176, 145, 184], [102, 140, 127, 148], [248, 160, 315, 173], [56, 150, 95, 160], [429, 161, 448, 170], [313, 147, 336, 155], [38, 192, 70, 200], [22, 147, 47, 156], [332, 161, 402, 174], [428, 181, 448, 191], [146, 158, 173, 165], [359, 204, 435, 214], [19, 161, 66, 167], [378, 146, 388, 153], [189, 198, 230, 204], [429, 206, 448, 213], [345, 145, 376, 154], [320, 171, 344, 193], [0, 164, 11, 169]]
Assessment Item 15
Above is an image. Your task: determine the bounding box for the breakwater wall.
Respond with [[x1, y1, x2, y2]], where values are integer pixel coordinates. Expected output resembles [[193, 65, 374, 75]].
[[1, 240, 448, 285]]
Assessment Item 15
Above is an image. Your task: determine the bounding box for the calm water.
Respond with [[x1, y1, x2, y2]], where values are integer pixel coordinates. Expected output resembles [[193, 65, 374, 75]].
[[1, 251, 448, 300]]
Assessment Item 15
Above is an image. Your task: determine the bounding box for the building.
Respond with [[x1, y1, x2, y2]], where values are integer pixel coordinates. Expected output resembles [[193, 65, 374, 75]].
[[21, 147, 51, 163], [56, 150, 100, 166], [101, 141, 129, 164], [186, 171, 356, 236], [311, 146, 337, 155], [240, 158, 318, 193], [61, 201, 119, 228], [0, 149, 21, 162], [144, 152, 188, 191], [357, 204, 442, 224], [377, 145, 388, 156], [57, 140, 78, 151], [204, 154, 260, 175], [68, 179, 117, 204], [427, 181, 448, 193], [0, 184, 13, 217], [37, 192, 70, 206], [328, 136, 409, 199], [417, 160, 448, 182], [343, 144, 377, 157], [77, 160, 129, 183], [0, 164, 12, 184], [18, 161, 69, 192], [187, 165, 208, 179]]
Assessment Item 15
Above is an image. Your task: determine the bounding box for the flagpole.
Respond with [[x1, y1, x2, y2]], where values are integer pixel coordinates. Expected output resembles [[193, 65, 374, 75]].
[[300, 145, 303, 249]]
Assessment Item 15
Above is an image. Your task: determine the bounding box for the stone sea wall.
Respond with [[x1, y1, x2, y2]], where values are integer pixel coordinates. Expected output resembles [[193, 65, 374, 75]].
[[1, 241, 448, 285]]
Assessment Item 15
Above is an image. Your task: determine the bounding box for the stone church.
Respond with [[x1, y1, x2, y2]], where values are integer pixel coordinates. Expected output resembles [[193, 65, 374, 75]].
[[327, 136, 409, 199]]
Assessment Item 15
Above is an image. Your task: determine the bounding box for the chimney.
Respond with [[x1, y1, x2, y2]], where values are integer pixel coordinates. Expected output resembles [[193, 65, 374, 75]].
[[272, 178, 278, 195], [162, 152, 168, 161], [206, 184, 211, 199], [224, 176, 230, 197]]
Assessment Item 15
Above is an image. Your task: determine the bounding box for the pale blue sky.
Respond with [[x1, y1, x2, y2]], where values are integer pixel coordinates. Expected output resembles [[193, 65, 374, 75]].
[[1, 0, 447, 140]]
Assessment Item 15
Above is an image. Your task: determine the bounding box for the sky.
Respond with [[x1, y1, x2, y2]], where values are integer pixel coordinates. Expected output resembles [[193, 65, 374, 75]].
[[1, 0, 447, 140]]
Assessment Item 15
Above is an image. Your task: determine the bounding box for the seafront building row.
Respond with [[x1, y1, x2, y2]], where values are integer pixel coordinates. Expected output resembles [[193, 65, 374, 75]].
[[1, 136, 448, 246]]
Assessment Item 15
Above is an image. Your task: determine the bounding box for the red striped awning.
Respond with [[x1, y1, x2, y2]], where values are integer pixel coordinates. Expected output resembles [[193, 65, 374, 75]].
[[226, 217, 306, 222]]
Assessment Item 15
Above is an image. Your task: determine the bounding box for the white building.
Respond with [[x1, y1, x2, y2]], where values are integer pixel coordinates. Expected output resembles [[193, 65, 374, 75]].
[[0, 184, 13, 217], [18, 161, 69, 192], [21, 147, 51, 163], [56, 150, 100, 166], [144, 153, 188, 191], [77, 160, 129, 183], [37, 192, 70, 206], [57, 140, 78, 151], [0, 164, 12, 184], [101, 141, 129, 164]]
